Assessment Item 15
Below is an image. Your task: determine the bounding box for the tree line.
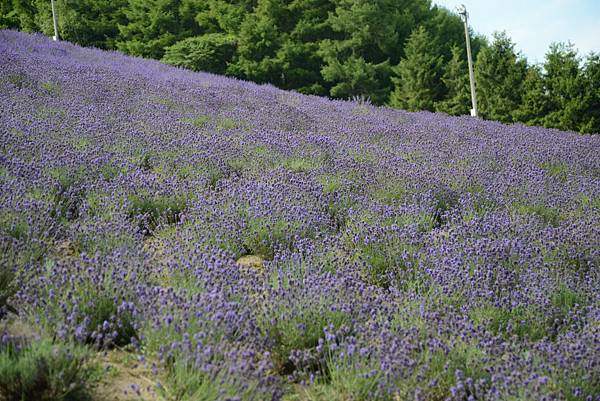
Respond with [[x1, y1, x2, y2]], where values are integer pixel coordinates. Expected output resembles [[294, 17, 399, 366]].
[[1, 0, 598, 133]]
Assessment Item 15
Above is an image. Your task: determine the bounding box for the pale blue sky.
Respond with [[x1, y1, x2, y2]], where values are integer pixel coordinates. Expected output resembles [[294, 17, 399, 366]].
[[433, 0, 600, 63]]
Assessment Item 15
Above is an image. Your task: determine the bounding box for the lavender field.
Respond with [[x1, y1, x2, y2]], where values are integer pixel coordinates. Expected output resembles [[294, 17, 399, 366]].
[[1, 30, 599, 401]]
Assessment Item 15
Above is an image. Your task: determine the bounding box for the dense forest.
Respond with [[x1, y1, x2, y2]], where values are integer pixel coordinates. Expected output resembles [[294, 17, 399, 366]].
[[1, 0, 598, 133]]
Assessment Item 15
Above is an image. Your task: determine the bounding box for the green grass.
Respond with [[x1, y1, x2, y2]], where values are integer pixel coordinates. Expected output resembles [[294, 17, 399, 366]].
[[160, 359, 260, 401], [414, 343, 488, 401], [1, 73, 35, 89], [40, 81, 62, 96], [317, 175, 343, 194], [354, 241, 420, 289], [343, 212, 427, 289], [553, 368, 600, 401], [35, 106, 66, 119], [470, 304, 549, 341], [0, 339, 99, 401], [258, 302, 350, 375], [283, 156, 322, 172], [578, 193, 600, 211], [514, 201, 561, 227], [550, 285, 587, 314], [372, 180, 409, 205], [287, 353, 386, 401], [216, 117, 248, 131], [128, 193, 187, 235], [183, 115, 211, 128], [241, 217, 301, 259], [541, 161, 569, 181]]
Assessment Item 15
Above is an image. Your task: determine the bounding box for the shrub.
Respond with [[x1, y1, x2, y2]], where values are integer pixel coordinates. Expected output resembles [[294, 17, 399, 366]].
[[372, 180, 410, 205], [0, 339, 98, 401]]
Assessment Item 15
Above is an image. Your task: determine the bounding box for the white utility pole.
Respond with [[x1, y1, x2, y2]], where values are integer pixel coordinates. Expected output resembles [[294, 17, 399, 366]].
[[51, 0, 59, 41], [457, 4, 478, 117]]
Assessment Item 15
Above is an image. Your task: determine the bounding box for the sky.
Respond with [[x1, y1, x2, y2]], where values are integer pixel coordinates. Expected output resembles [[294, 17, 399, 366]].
[[433, 0, 600, 63]]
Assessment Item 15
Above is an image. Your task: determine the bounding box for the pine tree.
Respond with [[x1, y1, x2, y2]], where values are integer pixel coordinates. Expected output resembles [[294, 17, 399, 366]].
[[389, 26, 443, 112], [474, 32, 527, 123], [161, 33, 236, 74], [117, 0, 200, 59], [580, 53, 600, 133], [193, 0, 255, 35], [0, 0, 19, 29], [227, 0, 283, 84], [319, 0, 431, 104], [272, 0, 333, 95], [435, 45, 471, 115], [11, 0, 38, 32], [541, 42, 586, 132], [320, 54, 391, 102], [513, 65, 551, 127], [229, 0, 332, 94], [56, 0, 127, 49]]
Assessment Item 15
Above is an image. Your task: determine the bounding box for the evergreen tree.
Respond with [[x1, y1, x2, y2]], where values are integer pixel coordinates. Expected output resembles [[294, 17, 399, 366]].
[[475, 31, 527, 123], [514, 65, 551, 127], [229, 0, 332, 94], [541, 42, 586, 132], [161, 33, 236, 74], [11, 0, 38, 32], [320, 54, 391, 102], [193, 0, 256, 35], [273, 0, 333, 95], [117, 0, 200, 59], [424, 6, 465, 63], [434, 45, 471, 115], [319, 0, 431, 103], [0, 0, 20, 29], [55, 0, 127, 49], [227, 0, 283, 84], [580, 53, 600, 133], [389, 26, 443, 112]]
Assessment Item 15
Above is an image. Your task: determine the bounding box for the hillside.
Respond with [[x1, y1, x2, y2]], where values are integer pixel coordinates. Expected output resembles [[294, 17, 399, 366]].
[[1, 30, 599, 401]]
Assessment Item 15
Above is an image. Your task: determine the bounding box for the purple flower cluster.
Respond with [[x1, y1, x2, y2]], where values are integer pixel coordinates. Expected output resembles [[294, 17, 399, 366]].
[[1, 30, 599, 400]]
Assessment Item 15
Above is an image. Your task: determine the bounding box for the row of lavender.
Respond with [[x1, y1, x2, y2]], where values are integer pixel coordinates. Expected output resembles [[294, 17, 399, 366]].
[[1, 30, 599, 400]]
